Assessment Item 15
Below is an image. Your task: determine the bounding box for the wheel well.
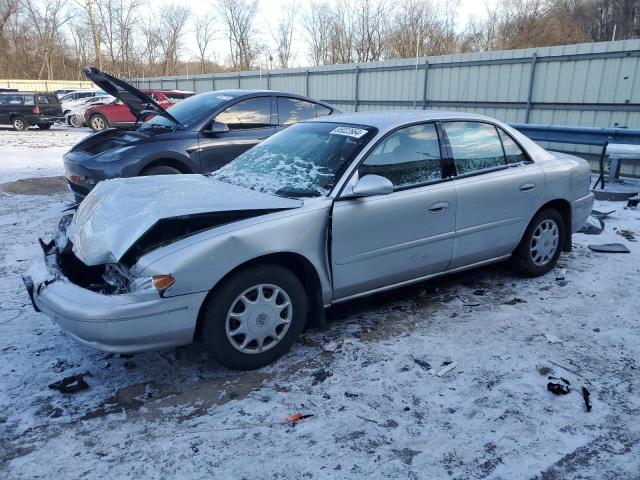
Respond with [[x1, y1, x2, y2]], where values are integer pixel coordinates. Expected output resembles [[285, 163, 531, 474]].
[[193, 252, 324, 340], [141, 158, 193, 174], [536, 199, 572, 252]]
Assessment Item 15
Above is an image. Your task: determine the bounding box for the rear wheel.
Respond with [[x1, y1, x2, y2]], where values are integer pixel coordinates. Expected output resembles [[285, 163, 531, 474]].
[[201, 264, 308, 370], [510, 208, 565, 277], [12, 116, 28, 131], [89, 114, 108, 131], [37, 123, 52, 130], [141, 165, 181, 176]]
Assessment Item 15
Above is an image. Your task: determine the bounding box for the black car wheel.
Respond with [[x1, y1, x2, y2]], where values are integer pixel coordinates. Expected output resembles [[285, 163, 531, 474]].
[[510, 208, 565, 277], [201, 264, 308, 370], [12, 116, 29, 131], [37, 123, 52, 130], [89, 114, 109, 131], [141, 165, 182, 175]]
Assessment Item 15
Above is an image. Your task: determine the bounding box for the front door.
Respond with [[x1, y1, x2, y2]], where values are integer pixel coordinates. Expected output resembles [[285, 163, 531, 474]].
[[331, 122, 457, 299], [199, 96, 275, 173], [441, 121, 546, 268]]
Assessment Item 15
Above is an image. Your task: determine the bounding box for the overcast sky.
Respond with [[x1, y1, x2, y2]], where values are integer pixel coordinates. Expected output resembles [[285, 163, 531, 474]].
[[174, 0, 499, 68]]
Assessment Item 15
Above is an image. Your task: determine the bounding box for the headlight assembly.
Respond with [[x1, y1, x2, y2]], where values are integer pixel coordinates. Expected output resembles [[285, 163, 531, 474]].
[[94, 145, 135, 163]]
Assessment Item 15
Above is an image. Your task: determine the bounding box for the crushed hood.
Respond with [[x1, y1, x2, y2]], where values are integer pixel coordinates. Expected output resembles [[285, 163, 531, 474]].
[[83, 67, 181, 126], [67, 175, 302, 266]]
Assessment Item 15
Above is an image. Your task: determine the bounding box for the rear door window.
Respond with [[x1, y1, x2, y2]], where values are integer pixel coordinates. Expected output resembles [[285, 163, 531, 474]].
[[498, 129, 528, 164], [36, 95, 49, 104], [360, 123, 443, 189], [216, 97, 272, 129], [443, 121, 506, 175], [317, 105, 332, 117], [277, 97, 317, 125]]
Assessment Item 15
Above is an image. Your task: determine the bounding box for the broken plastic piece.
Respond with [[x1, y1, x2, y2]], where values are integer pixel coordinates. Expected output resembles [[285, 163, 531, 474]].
[[547, 382, 570, 395], [48, 373, 89, 394], [284, 411, 314, 423], [591, 209, 615, 220], [588, 243, 631, 253], [436, 361, 458, 377], [582, 386, 592, 412]]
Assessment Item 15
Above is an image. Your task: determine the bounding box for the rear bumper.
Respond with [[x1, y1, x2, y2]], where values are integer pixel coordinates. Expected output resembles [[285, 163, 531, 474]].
[[23, 238, 206, 353], [571, 192, 595, 232]]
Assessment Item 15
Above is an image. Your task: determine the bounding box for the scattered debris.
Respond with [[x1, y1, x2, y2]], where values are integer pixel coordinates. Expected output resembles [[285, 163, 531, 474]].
[[330, 375, 340, 384], [51, 359, 73, 373], [582, 386, 592, 412], [555, 268, 567, 281], [616, 228, 637, 242], [48, 373, 90, 394], [472, 289, 485, 296], [344, 391, 360, 399], [549, 360, 593, 385], [588, 243, 631, 253], [577, 216, 604, 235], [436, 361, 458, 377], [410, 356, 431, 371], [545, 333, 562, 344], [284, 411, 314, 424], [591, 209, 615, 220], [538, 366, 552, 376], [312, 369, 330, 386], [547, 382, 570, 395], [356, 415, 379, 424], [503, 297, 526, 305], [627, 195, 639, 209]]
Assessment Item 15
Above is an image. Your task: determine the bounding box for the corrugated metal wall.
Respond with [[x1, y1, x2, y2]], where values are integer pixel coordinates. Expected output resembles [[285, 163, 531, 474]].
[[132, 39, 640, 171], [0, 79, 94, 92]]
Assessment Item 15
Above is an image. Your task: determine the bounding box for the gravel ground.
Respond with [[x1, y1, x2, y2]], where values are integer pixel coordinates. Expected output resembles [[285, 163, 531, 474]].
[[1, 127, 639, 479]]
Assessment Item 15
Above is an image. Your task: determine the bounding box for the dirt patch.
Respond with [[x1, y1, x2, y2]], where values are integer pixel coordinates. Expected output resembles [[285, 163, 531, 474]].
[[0, 176, 68, 196]]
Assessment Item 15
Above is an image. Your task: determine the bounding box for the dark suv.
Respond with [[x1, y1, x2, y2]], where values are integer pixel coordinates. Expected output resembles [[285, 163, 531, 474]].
[[0, 92, 64, 130], [64, 68, 339, 200]]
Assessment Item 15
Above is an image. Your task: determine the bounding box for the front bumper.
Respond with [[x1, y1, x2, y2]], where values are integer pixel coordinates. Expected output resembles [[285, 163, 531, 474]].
[[23, 238, 207, 353]]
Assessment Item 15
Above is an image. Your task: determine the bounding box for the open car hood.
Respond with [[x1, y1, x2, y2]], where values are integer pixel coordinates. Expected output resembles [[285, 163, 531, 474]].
[[83, 67, 181, 126], [66, 175, 302, 266]]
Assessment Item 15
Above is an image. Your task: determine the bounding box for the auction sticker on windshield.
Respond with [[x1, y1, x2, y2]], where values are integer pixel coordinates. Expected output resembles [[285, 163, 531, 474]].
[[330, 127, 369, 138]]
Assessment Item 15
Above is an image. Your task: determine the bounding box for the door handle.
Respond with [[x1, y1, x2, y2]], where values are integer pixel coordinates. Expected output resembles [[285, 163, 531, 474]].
[[428, 201, 449, 213], [519, 182, 536, 192]]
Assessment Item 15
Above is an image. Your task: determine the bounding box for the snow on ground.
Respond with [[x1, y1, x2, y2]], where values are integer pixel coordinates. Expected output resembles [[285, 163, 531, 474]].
[[1, 128, 640, 479]]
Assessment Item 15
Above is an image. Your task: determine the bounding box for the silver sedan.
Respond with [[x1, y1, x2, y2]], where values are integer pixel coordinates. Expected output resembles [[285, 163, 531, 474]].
[[24, 111, 594, 369]]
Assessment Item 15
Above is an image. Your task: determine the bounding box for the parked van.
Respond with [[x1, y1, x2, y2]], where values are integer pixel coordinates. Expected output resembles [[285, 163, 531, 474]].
[[0, 92, 64, 130]]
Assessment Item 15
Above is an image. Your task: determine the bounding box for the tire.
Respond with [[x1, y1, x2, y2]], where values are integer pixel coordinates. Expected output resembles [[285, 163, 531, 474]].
[[12, 116, 28, 131], [37, 123, 52, 130], [89, 114, 108, 131], [141, 165, 182, 176], [69, 115, 83, 128], [510, 208, 565, 277], [201, 264, 308, 370]]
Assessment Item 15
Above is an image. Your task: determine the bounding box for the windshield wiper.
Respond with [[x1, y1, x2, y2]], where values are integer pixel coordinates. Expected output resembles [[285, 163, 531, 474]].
[[274, 187, 323, 198]]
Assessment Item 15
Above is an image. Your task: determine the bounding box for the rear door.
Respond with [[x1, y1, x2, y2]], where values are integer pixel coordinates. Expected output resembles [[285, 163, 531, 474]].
[[441, 121, 545, 268], [331, 122, 457, 299], [0, 95, 10, 124], [36, 94, 63, 118], [198, 96, 275, 172]]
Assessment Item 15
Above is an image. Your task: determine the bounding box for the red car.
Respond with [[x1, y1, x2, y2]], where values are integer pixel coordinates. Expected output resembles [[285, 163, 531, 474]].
[[84, 90, 194, 131]]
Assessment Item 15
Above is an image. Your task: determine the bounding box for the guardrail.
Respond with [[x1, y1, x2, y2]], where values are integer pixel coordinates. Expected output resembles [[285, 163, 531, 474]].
[[510, 124, 640, 146]]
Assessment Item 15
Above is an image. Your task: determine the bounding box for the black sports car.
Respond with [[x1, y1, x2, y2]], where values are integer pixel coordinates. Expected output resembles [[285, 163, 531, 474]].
[[64, 67, 339, 201]]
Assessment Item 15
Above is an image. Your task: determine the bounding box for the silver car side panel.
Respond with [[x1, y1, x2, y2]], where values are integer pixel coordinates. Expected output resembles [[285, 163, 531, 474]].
[[331, 181, 457, 299], [449, 162, 546, 269]]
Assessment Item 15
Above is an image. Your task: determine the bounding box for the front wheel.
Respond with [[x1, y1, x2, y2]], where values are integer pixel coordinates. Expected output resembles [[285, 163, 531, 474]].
[[510, 208, 565, 277], [89, 114, 108, 131], [201, 264, 308, 370], [12, 116, 29, 131]]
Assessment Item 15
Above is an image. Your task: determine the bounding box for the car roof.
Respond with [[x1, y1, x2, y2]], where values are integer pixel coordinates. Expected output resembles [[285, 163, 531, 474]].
[[0, 91, 53, 96], [307, 110, 502, 130], [194, 89, 335, 107]]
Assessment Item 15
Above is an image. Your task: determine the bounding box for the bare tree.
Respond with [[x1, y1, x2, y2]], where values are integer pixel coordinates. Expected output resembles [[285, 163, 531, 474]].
[[73, 0, 102, 69], [217, 0, 261, 70], [353, 0, 388, 62], [22, 0, 71, 79], [270, 1, 297, 68], [158, 3, 190, 76], [194, 13, 217, 74]]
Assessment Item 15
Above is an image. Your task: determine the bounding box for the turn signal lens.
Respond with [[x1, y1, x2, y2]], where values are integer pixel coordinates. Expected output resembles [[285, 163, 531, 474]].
[[152, 275, 175, 292]]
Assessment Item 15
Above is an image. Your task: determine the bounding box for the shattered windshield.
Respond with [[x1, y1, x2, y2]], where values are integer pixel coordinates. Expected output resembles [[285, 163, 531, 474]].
[[210, 122, 377, 197]]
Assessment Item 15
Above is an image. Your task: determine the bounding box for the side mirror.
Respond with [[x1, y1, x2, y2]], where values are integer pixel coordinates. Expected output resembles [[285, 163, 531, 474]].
[[351, 174, 394, 197], [207, 121, 229, 134]]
